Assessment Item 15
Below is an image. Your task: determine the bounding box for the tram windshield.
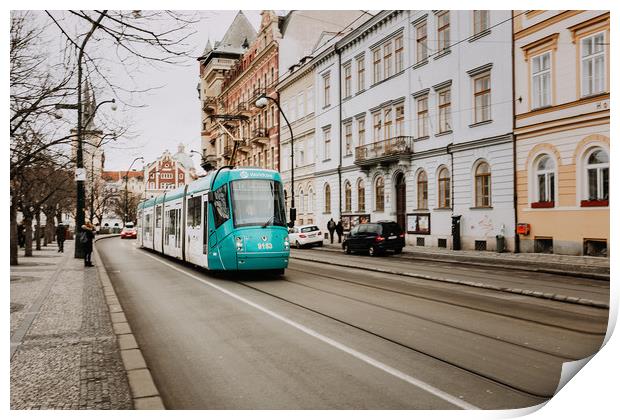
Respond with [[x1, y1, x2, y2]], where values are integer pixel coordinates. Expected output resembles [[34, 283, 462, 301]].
[[230, 179, 287, 228]]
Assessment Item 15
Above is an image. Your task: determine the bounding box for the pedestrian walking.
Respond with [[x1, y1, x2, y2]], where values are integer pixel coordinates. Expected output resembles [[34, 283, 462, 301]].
[[336, 220, 344, 243], [55, 223, 66, 253], [327, 218, 336, 244], [80, 221, 95, 267]]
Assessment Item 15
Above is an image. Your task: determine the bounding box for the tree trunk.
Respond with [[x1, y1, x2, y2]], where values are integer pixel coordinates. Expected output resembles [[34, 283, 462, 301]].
[[35, 210, 42, 251], [10, 203, 18, 265], [24, 215, 33, 257]]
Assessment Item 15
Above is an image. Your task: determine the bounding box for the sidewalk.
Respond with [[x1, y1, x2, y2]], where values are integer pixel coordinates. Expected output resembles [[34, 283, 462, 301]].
[[10, 237, 162, 410], [316, 240, 609, 279]]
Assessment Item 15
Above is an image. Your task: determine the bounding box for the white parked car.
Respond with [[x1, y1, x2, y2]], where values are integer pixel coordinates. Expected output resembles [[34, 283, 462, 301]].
[[288, 225, 324, 249]]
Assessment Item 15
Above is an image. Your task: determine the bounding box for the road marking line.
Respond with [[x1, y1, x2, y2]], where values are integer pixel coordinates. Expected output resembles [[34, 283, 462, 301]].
[[141, 251, 479, 410]]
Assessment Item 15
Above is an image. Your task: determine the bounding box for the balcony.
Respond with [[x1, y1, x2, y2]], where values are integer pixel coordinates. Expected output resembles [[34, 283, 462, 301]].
[[354, 136, 414, 168], [252, 128, 270, 145], [222, 146, 233, 158], [237, 139, 252, 153], [200, 154, 218, 171], [202, 97, 217, 114], [235, 102, 252, 117]]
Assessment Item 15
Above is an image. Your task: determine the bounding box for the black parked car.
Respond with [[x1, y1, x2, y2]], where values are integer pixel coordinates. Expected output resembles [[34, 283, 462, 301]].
[[342, 221, 405, 256]]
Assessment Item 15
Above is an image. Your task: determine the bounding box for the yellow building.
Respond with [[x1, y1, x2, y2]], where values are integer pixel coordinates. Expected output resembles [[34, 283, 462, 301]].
[[514, 11, 609, 256]]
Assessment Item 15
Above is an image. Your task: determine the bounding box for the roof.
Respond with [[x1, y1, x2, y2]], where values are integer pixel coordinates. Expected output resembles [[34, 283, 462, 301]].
[[102, 170, 143, 182], [200, 11, 257, 60]]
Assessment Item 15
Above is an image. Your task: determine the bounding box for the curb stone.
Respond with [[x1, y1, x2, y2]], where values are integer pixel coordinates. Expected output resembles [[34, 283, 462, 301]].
[[93, 235, 165, 410], [290, 254, 609, 310]]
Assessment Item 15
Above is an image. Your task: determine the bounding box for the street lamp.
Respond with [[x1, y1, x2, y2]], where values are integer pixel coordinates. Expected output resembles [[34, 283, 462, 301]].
[[255, 94, 296, 227], [124, 157, 144, 227]]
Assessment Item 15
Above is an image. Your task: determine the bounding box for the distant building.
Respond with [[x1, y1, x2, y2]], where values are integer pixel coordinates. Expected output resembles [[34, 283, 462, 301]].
[[100, 170, 144, 229], [144, 144, 197, 199], [513, 11, 609, 256]]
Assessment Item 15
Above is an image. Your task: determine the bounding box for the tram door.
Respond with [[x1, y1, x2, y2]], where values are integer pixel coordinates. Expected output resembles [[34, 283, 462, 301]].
[[202, 194, 209, 268], [186, 195, 203, 265]]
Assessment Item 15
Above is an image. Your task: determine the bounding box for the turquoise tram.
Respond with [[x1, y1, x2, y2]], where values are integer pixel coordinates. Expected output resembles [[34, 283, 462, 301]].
[[136, 167, 290, 273]]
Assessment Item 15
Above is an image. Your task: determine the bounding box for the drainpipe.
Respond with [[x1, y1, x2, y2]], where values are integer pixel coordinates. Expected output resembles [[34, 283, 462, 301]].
[[511, 12, 520, 254], [337, 46, 343, 220]]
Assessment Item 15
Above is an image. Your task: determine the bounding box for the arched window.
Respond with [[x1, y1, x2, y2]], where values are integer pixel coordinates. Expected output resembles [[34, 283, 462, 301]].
[[357, 179, 365, 212], [324, 184, 331, 213], [585, 148, 609, 201], [344, 181, 352, 212], [417, 171, 428, 209], [475, 161, 491, 207], [298, 188, 304, 213], [307, 188, 314, 213], [535, 155, 555, 203], [375, 177, 385, 211], [438, 167, 450, 208]]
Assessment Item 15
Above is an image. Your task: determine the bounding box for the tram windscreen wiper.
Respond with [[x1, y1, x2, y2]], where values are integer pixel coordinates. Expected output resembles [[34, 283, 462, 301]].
[[261, 215, 273, 228]]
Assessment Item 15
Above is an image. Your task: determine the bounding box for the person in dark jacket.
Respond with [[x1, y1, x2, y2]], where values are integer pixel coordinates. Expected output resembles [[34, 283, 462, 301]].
[[327, 218, 336, 244], [335, 220, 344, 243], [55, 223, 66, 253], [81, 221, 95, 267]]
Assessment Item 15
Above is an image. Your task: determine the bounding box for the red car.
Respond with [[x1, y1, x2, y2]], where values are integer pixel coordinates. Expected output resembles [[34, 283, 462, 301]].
[[120, 224, 137, 239]]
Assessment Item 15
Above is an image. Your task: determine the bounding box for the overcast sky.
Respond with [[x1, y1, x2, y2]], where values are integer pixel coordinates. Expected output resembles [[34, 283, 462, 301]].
[[99, 10, 262, 172]]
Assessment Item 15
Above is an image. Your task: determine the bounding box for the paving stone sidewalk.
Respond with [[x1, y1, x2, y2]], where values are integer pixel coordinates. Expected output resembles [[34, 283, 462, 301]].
[[318, 240, 609, 278], [10, 240, 132, 409]]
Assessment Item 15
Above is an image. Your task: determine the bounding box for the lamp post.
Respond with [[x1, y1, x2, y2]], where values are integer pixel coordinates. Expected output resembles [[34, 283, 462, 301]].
[[255, 94, 296, 227], [124, 157, 144, 226]]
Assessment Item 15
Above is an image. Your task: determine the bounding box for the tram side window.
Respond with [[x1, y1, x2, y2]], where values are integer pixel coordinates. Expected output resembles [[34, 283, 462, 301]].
[[145, 214, 151, 235], [187, 196, 201, 227], [156, 206, 162, 228], [213, 184, 230, 228], [165, 210, 175, 245]]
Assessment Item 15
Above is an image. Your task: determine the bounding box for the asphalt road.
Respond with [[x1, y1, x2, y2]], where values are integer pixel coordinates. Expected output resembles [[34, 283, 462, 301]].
[[96, 237, 608, 410]]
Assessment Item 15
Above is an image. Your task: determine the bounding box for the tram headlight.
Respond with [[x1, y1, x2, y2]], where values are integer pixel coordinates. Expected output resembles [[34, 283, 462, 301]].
[[235, 236, 243, 251], [284, 237, 290, 249]]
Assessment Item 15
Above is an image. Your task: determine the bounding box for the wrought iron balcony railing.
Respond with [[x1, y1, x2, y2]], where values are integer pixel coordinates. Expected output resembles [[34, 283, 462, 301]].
[[354, 136, 414, 166]]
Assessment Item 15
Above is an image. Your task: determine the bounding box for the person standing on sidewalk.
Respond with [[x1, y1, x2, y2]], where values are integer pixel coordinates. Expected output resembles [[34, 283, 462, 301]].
[[336, 220, 344, 243], [80, 221, 95, 267], [327, 218, 336, 244], [55, 223, 66, 253]]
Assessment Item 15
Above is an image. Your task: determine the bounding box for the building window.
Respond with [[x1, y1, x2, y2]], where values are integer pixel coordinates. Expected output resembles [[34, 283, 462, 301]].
[[343, 63, 352, 98], [438, 167, 451, 208], [344, 122, 353, 156], [372, 48, 381, 84], [474, 73, 491, 123], [298, 188, 304, 213], [372, 112, 382, 142], [383, 108, 393, 139], [532, 52, 552, 109], [585, 148, 609, 201], [357, 117, 366, 146], [417, 96, 429, 138], [297, 93, 304, 120], [323, 127, 331, 160], [417, 171, 428, 209], [383, 42, 393, 79], [323, 74, 331, 107], [357, 56, 365, 92], [375, 177, 385, 212], [473, 10, 490, 35], [475, 161, 492, 207], [395, 104, 404, 136], [581, 32, 606, 97], [437, 11, 450, 53], [395, 35, 404, 73], [416, 22, 428, 63], [308, 188, 314, 213], [535, 155, 555, 203], [324, 184, 331, 213], [438, 88, 451, 133], [357, 179, 365, 212], [344, 181, 352, 212]]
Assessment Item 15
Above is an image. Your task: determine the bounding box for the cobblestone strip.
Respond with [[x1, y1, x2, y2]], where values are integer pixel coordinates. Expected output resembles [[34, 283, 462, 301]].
[[10, 252, 68, 360], [290, 254, 610, 309], [93, 236, 165, 410]]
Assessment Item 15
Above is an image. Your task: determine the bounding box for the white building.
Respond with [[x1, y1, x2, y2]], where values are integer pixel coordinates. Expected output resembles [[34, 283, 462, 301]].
[[291, 10, 515, 251]]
